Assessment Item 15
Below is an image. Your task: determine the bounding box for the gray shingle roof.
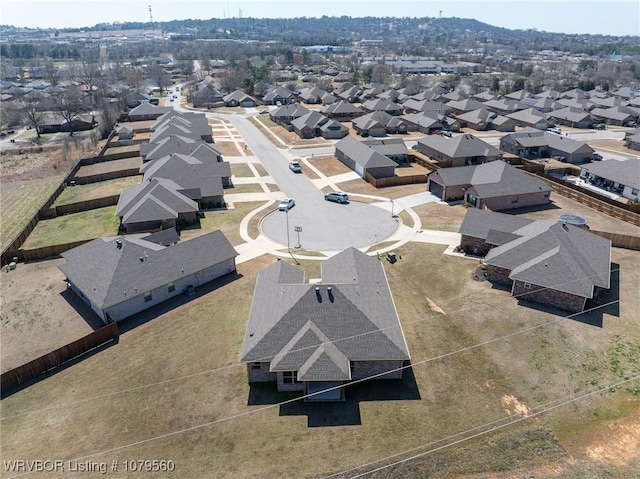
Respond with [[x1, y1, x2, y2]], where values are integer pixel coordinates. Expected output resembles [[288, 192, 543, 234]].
[[581, 158, 640, 190], [418, 133, 503, 159], [240, 249, 410, 377], [116, 178, 198, 223], [59, 230, 237, 311], [485, 220, 611, 298], [335, 136, 398, 169]]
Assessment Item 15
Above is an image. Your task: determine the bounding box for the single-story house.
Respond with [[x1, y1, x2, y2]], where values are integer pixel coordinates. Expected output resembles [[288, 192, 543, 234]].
[[38, 114, 97, 134], [402, 99, 451, 116], [269, 103, 311, 126], [624, 129, 640, 151], [427, 160, 552, 209], [334, 136, 398, 179], [415, 133, 503, 168], [128, 102, 172, 121], [140, 135, 221, 162], [239, 248, 410, 402], [446, 98, 487, 115], [298, 86, 330, 105], [336, 85, 362, 103], [115, 178, 199, 233], [547, 107, 594, 129], [190, 84, 224, 108], [352, 111, 407, 136], [499, 129, 594, 163], [456, 109, 515, 132], [59, 230, 237, 323], [580, 158, 640, 201], [223, 89, 258, 107], [263, 86, 296, 105], [321, 100, 365, 121], [361, 98, 404, 116], [505, 107, 549, 130], [150, 110, 213, 143], [591, 106, 637, 126], [290, 111, 348, 140], [399, 112, 445, 133], [459, 209, 611, 313]]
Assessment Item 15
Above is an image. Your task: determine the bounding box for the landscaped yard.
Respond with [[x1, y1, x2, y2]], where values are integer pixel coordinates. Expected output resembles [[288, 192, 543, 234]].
[[225, 183, 265, 194], [213, 141, 243, 156], [21, 206, 121, 249], [2, 243, 637, 479], [413, 202, 468, 232], [0, 176, 65, 250], [52, 176, 142, 206], [230, 163, 254, 178]]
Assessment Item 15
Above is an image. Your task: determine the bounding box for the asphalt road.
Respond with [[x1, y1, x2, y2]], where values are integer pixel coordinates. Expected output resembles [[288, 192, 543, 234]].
[[226, 115, 399, 251]]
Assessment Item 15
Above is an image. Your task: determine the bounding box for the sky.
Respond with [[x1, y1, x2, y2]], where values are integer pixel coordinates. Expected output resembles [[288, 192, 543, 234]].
[[1, 0, 639, 36]]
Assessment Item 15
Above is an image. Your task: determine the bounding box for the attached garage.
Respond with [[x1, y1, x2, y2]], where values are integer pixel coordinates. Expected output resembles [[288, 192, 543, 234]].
[[428, 180, 444, 198]]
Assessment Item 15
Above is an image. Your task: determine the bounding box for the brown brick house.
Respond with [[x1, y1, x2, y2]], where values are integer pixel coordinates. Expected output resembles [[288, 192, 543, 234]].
[[459, 209, 611, 312]]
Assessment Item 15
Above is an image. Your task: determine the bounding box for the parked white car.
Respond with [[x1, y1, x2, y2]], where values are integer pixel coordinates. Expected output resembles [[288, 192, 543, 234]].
[[278, 198, 295, 211]]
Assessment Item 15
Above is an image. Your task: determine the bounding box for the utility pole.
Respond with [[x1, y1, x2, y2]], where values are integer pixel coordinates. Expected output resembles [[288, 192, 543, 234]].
[[148, 5, 153, 23]]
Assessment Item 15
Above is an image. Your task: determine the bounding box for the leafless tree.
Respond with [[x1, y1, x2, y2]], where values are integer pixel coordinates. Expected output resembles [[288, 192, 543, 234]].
[[52, 86, 86, 136], [16, 91, 45, 137]]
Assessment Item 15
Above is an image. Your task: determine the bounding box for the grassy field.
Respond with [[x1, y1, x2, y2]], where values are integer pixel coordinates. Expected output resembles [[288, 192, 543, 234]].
[[2, 243, 638, 478], [21, 206, 120, 249], [52, 176, 142, 206], [230, 163, 254, 178], [307, 155, 352, 177], [0, 176, 65, 250], [413, 202, 468, 232], [226, 183, 265, 194]]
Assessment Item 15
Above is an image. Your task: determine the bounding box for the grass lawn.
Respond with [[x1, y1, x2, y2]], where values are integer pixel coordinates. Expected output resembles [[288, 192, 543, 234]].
[[179, 201, 267, 245], [2, 243, 637, 478], [213, 141, 243, 156], [252, 163, 269, 177], [0, 176, 65, 250], [52, 176, 142, 206], [307, 155, 352, 177], [413, 202, 468, 232], [226, 183, 265, 194], [230, 163, 255, 178], [21, 206, 120, 249]]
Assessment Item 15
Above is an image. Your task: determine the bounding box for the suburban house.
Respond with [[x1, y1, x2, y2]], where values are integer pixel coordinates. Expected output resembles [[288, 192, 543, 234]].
[[140, 152, 230, 205], [336, 85, 362, 103], [402, 99, 451, 116], [124, 91, 155, 108], [263, 86, 296, 105], [505, 107, 549, 130], [445, 98, 487, 115], [151, 111, 214, 142], [361, 98, 404, 116], [190, 84, 224, 108], [456, 109, 515, 132], [269, 103, 311, 126], [458, 209, 611, 313], [115, 178, 199, 233], [298, 86, 330, 104], [482, 98, 523, 115], [580, 158, 640, 201], [427, 160, 552, 209], [38, 114, 97, 134], [290, 111, 348, 140], [361, 138, 409, 163], [239, 248, 410, 402], [321, 100, 365, 121], [140, 135, 222, 162], [624, 129, 640, 151], [415, 133, 503, 168], [591, 106, 637, 126], [499, 129, 595, 163], [352, 111, 407, 136], [127, 102, 172, 121], [223, 89, 258, 107], [399, 112, 445, 133], [334, 136, 398, 179], [547, 107, 594, 129], [59, 230, 237, 323]]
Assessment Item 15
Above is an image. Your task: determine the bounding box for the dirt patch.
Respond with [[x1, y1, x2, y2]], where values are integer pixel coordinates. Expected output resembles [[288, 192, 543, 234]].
[[425, 296, 446, 314], [413, 202, 468, 232], [214, 141, 243, 156], [589, 138, 640, 157], [0, 258, 100, 372], [501, 394, 531, 417], [335, 177, 429, 199]]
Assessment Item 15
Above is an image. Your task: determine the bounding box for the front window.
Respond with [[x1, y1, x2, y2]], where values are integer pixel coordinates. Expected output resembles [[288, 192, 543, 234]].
[[283, 371, 300, 384], [144, 291, 152, 302], [167, 282, 175, 293]]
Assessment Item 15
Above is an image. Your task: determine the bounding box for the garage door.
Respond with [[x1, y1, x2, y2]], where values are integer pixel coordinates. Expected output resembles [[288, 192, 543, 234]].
[[428, 181, 444, 198]]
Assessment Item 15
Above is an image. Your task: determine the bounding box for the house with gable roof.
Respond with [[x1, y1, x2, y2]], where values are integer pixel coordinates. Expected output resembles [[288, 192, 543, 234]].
[[459, 209, 611, 313], [499, 128, 594, 163], [426, 160, 551, 209], [290, 111, 348, 139], [415, 133, 503, 168], [334, 136, 398, 179], [352, 111, 407, 136], [223, 89, 258, 107], [59, 230, 237, 323], [321, 100, 365, 121], [240, 248, 410, 401]]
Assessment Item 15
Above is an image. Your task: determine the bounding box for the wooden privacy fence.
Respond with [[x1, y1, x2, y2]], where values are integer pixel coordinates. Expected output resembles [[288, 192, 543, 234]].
[[71, 168, 141, 185], [589, 231, 640, 251], [40, 195, 120, 218], [16, 239, 93, 262], [365, 171, 427, 188], [1, 322, 119, 392]]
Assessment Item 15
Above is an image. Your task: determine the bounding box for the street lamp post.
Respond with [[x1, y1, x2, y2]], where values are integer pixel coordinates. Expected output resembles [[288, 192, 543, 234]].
[[286, 208, 290, 252], [390, 199, 395, 218]]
